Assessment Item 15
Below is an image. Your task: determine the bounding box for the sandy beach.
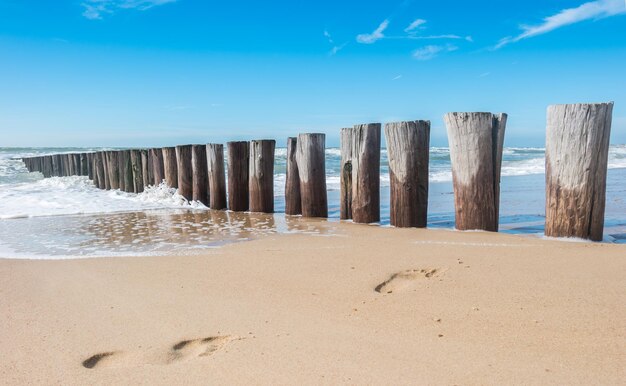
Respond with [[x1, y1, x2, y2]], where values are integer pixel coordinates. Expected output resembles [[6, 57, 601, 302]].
[[1, 223, 624, 385]]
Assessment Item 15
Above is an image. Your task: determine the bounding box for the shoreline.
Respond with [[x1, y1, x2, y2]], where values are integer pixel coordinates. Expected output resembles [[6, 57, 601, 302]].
[[2, 224, 624, 384]]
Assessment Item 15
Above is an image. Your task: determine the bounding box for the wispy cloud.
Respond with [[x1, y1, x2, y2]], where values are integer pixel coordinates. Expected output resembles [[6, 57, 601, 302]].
[[81, 0, 176, 20], [395, 34, 473, 41], [392, 75, 403, 80], [494, 0, 626, 49], [324, 30, 348, 56], [356, 19, 389, 44], [412, 44, 458, 60], [404, 18, 426, 32]]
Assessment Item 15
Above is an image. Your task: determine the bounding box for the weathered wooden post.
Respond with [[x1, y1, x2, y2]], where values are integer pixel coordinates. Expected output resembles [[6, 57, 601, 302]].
[[444, 112, 507, 231], [52, 154, 61, 177], [120, 150, 134, 193], [130, 149, 144, 193], [249, 140, 275, 213], [295, 133, 327, 218], [207, 143, 227, 210], [151, 148, 165, 185], [384, 120, 430, 227], [80, 153, 88, 176], [176, 145, 193, 200], [106, 151, 120, 189], [545, 102, 613, 241], [95, 152, 106, 189], [348, 123, 381, 223], [86, 153, 93, 179], [227, 141, 249, 211], [162, 147, 178, 188], [140, 150, 152, 188], [340, 128, 354, 219], [101, 152, 111, 189], [285, 137, 302, 215], [191, 145, 209, 206]]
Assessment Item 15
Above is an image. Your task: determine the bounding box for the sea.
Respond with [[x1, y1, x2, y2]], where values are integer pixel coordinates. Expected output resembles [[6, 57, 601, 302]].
[[1, 146, 625, 258]]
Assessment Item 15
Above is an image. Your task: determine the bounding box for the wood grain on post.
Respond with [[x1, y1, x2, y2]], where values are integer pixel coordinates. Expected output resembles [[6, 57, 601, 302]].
[[191, 145, 209, 206], [130, 149, 144, 193], [207, 143, 227, 210], [296, 133, 327, 218], [176, 145, 193, 200], [140, 150, 151, 188], [385, 121, 430, 228], [351, 123, 381, 223], [106, 151, 120, 189], [95, 152, 106, 189], [545, 102, 613, 241], [444, 112, 507, 232], [86, 153, 93, 179], [120, 150, 134, 193], [80, 153, 88, 176], [162, 147, 178, 189], [151, 148, 165, 186], [52, 154, 61, 177], [285, 137, 302, 215], [64, 154, 71, 176], [249, 140, 275, 213], [340, 128, 354, 220], [101, 152, 110, 189], [227, 141, 250, 211]]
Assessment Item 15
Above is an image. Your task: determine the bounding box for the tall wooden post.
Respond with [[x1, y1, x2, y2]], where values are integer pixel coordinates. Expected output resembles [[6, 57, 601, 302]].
[[151, 148, 165, 185], [191, 145, 209, 206], [444, 112, 507, 231], [285, 137, 302, 215], [176, 145, 193, 200], [52, 154, 61, 177], [340, 128, 354, 220], [249, 140, 275, 213], [162, 147, 178, 189], [106, 151, 120, 190], [130, 149, 144, 193], [140, 150, 152, 188], [351, 123, 381, 224], [95, 152, 106, 189], [545, 102, 613, 241], [384, 120, 430, 228], [86, 153, 93, 179], [207, 143, 227, 210], [120, 150, 133, 193], [227, 141, 249, 211], [295, 133, 327, 218]]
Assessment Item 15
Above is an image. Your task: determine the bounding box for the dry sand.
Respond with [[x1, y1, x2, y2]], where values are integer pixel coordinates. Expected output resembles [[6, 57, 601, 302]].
[[1, 223, 625, 385]]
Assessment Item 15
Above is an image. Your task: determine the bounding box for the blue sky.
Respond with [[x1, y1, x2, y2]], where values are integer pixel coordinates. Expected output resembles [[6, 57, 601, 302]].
[[0, 0, 624, 147]]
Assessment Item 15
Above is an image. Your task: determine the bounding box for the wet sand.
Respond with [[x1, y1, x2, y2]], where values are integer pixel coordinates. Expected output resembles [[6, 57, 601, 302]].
[[1, 224, 625, 385]]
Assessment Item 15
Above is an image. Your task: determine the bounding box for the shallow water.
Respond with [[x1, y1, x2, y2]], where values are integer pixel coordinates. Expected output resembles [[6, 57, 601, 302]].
[[1, 146, 625, 258]]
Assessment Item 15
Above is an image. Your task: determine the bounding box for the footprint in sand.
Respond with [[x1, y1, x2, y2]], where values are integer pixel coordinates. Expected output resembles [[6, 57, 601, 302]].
[[82, 335, 235, 369], [375, 268, 444, 294]]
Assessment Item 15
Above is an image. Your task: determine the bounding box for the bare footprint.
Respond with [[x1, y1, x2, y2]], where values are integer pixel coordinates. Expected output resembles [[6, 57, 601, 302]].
[[166, 336, 233, 364], [375, 268, 444, 294], [82, 351, 124, 369]]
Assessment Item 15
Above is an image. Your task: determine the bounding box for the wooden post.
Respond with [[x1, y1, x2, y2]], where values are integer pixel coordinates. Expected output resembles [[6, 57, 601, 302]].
[[176, 145, 193, 200], [120, 150, 134, 193], [141, 150, 152, 188], [545, 102, 613, 241], [285, 137, 302, 215], [191, 145, 209, 206], [444, 112, 507, 231], [52, 154, 61, 177], [207, 143, 227, 210], [295, 133, 327, 218], [340, 128, 354, 220], [162, 147, 178, 188], [80, 153, 88, 176], [86, 153, 93, 179], [249, 140, 275, 213], [151, 148, 165, 185], [350, 123, 381, 224], [384, 120, 430, 228], [130, 149, 144, 193], [106, 151, 120, 190], [227, 141, 249, 211], [95, 152, 106, 189], [101, 152, 111, 189]]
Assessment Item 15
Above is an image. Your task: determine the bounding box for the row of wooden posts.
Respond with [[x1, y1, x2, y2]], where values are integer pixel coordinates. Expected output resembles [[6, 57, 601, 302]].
[[21, 102, 614, 241]]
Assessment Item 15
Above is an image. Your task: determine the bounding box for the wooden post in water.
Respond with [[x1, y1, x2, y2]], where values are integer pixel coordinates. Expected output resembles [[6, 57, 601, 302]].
[[86, 153, 93, 179], [207, 144, 227, 210], [444, 112, 507, 231], [80, 153, 88, 176], [140, 150, 152, 188], [191, 145, 209, 206], [95, 152, 106, 189], [385, 120, 430, 228], [120, 150, 134, 193], [285, 137, 302, 215], [340, 128, 354, 220], [52, 154, 61, 177], [227, 141, 249, 211], [151, 148, 165, 185], [101, 152, 110, 189], [162, 147, 178, 189], [106, 151, 120, 190], [350, 123, 381, 224], [130, 149, 144, 193], [249, 140, 275, 213], [545, 102, 613, 241], [295, 133, 327, 218], [176, 145, 193, 200]]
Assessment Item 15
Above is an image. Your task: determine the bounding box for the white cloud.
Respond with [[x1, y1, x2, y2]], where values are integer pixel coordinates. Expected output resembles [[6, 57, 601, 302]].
[[356, 19, 389, 44], [329, 43, 348, 56], [412, 44, 457, 60], [392, 75, 403, 80], [405, 18, 427, 32], [81, 0, 176, 20], [494, 0, 626, 49], [324, 30, 334, 44]]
